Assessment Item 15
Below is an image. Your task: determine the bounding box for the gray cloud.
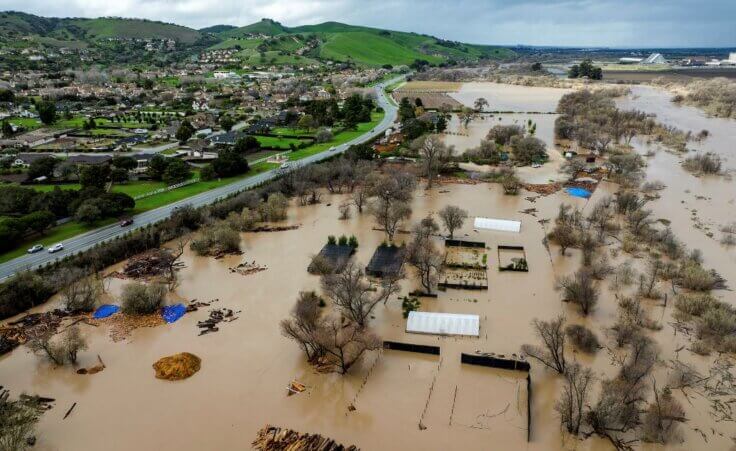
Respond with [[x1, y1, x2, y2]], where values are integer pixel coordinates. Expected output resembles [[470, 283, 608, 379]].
[[5, 0, 736, 47]]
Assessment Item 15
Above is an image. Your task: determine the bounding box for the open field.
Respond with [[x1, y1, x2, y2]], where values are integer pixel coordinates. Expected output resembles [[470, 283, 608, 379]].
[[398, 81, 463, 92]]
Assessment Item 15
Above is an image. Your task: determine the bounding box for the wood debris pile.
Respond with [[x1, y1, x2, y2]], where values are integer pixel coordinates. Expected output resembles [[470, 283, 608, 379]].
[[522, 183, 562, 195], [77, 355, 106, 375], [186, 298, 218, 313], [95, 313, 165, 342], [123, 249, 180, 278], [253, 425, 359, 451], [229, 261, 268, 276], [250, 225, 300, 233], [1, 309, 72, 355], [197, 308, 239, 336]]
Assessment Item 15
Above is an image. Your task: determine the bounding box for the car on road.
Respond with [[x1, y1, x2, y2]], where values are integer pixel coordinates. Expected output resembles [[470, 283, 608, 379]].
[[27, 244, 44, 254], [279, 162, 291, 171], [120, 218, 134, 227], [48, 243, 64, 253]]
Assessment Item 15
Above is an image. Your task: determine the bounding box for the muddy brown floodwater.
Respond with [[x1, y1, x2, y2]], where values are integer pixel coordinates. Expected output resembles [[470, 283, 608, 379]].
[[1, 82, 735, 451]]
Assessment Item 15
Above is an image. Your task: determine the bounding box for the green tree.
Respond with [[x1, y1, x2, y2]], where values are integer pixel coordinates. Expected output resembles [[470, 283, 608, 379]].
[[36, 100, 57, 125], [162, 159, 191, 185], [79, 165, 111, 189], [75, 201, 102, 224], [297, 114, 315, 131], [219, 115, 235, 131], [1, 120, 13, 137], [212, 149, 249, 177], [27, 156, 57, 180], [233, 136, 261, 154], [175, 119, 195, 143], [147, 155, 169, 180]]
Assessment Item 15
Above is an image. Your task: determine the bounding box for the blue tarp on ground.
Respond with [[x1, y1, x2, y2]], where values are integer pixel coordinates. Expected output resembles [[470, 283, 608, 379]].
[[161, 304, 187, 323], [566, 187, 592, 199], [93, 304, 120, 319]]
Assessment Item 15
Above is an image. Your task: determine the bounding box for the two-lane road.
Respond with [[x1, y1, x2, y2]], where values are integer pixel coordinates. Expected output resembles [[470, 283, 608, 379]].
[[0, 76, 402, 280]]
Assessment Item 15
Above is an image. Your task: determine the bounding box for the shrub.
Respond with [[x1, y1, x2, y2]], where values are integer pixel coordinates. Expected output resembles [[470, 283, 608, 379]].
[[0, 272, 54, 320], [190, 223, 241, 256], [348, 235, 358, 248], [0, 388, 41, 450], [327, 235, 336, 245], [674, 293, 717, 317], [678, 261, 717, 291], [697, 306, 736, 338], [27, 326, 87, 365], [338, 235, 348, 246], [565, 324, 600, 353], [121, 282, 166, 315], [401, 296, 421, 318], [683, 152, 722, 174]]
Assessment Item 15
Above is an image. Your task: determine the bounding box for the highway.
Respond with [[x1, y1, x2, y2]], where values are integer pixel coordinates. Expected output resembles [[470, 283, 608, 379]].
[[0, 76, 403, 280]]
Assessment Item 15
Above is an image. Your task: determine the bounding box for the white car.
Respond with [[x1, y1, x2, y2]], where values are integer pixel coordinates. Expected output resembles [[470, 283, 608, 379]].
[[48, 243, 64, 253], [279, 162, 291, 171], [27, 244, 44, 254]]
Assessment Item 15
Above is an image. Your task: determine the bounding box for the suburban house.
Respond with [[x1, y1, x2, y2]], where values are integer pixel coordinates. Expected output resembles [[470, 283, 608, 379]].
[[67, 155, 113, 166], [12, 152, 56, 167]]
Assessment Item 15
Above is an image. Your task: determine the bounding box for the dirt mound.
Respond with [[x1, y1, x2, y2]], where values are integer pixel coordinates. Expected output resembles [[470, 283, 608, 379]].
[[152, 353, 201, 380], [253, 425, 359, 451]]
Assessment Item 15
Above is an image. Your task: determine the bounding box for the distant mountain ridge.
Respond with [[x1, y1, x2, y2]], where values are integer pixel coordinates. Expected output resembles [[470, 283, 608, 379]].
[[0, 12, 515, 67]]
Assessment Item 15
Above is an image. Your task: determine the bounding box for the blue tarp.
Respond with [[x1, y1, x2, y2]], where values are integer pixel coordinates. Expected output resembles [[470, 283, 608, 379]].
[[566, 187, 592, 199], [93, 304, 120, 319], [161, 304, 187, 323]]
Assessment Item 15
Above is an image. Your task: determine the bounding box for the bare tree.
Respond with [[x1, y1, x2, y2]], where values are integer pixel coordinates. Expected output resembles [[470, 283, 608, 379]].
[[314, 314, 381, 374], [419, 135, 449, 189], [56, 267, 101, 313], [557, 269, 599, 316], [438, 205, 468, 239], [556, 363, 595, 435], [26, 325, 87, 366], [280, 291, 323, 361], [321, 262, 399, 327], [406, 216, 444, 294], [0, 388, 41, 451], [370, 198, 411, 243], [474, 97, 489, 112], [351, 185, 368, 213], [642, 384, 686, 444], [521, 315, 566, 374]]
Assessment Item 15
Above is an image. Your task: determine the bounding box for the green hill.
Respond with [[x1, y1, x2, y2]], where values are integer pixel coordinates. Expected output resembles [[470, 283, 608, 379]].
[[0, 12, 514, 67], [222, 18, 290, 37], [212, 19, 514, 67], [0, 11, 202, 44], [200, 24, 237, 34]]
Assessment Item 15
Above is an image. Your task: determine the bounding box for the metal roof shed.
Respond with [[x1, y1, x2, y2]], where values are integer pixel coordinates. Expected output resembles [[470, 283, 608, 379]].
[[474, 217, 521, 233], [406, 312, 480, 337]]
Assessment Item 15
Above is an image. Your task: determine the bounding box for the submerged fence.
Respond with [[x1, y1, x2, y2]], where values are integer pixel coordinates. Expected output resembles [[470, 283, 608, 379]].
[[383, 341, 440, 356], [460, 353, 532, 442]]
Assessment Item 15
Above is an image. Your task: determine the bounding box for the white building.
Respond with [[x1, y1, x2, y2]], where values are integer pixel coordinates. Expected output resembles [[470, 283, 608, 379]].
[[642, 53, 667, 65]]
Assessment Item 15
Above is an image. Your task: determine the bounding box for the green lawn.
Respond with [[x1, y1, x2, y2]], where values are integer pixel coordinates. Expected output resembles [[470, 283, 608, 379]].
[[6, 117, 42, 130], [270, 127, 314, 137], [30, 183, 81, 192], [288, 112, 384, 160], [256, 135, 309, 149]]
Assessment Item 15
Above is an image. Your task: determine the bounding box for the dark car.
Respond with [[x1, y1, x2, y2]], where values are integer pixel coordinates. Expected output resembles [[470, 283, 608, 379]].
[[120, 219, 134, 227]]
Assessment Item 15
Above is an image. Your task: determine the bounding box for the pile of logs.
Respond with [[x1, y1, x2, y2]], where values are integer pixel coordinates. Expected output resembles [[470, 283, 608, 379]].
[[197, 308, 239, 336], [253, 425, 359, 451], [1, 309, 72, 355], [123, 249, 181, 278]]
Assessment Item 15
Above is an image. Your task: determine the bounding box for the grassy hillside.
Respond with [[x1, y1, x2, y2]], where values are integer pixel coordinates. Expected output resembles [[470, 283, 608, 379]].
[[222, 19, 290, 37], [318, 31, 444, 66], [0, 11, 202, 44], [211, 19, 514, 67], [0, 12, 514, 67]]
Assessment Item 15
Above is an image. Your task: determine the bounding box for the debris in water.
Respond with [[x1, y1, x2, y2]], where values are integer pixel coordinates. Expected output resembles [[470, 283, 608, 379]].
[[76, 355, 106, 375], [287, 380, 306, 396], [253, 425, 359, 451], [197, 308, 239, 335], [152, 352, 201, 380], [229, 260, 268, 276]]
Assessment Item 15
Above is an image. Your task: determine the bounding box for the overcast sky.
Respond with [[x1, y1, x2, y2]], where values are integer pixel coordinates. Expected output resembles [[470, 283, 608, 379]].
[[7, 0, 736, 48]]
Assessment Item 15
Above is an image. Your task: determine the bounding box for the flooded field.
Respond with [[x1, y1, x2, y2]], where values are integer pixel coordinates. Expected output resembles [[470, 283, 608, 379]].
[[450, 82, 572, 112], [2, 82, 736, 451]]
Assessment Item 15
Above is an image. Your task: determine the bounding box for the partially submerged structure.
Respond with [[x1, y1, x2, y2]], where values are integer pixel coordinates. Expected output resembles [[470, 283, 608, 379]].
[[308, 243, 356, 274], [497, 245, 529, 272], [474, 217, 521, 233], [406, 311, 480, 337], [365, 245, 405, 278]]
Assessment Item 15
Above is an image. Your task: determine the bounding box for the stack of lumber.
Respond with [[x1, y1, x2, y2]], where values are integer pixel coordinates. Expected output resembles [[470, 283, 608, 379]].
[[253, 425, 359, 451]]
